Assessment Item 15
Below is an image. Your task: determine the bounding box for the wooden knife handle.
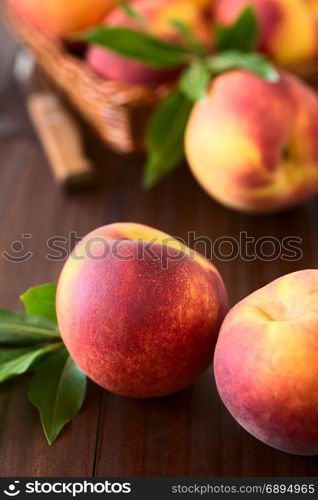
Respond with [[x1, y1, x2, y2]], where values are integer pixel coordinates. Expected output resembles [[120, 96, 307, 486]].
[[27, 92, 94, 189]]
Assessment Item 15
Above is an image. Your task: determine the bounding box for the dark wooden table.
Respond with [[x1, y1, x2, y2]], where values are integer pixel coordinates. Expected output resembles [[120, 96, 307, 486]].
[[1, 20, 318, 478]]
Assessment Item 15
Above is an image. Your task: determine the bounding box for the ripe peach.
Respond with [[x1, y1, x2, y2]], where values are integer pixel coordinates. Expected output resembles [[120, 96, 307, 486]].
[[214, 270, 318, 456], [9, 0, 114, 38], [56, 223, 228, 398], [86, 0, 212, 85], [213, 0, 318, 65], [185, 70, 318, 214]]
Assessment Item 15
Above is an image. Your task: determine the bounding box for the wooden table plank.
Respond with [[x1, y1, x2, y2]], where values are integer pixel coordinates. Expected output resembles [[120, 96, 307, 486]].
[[1, 22, 318, 478]]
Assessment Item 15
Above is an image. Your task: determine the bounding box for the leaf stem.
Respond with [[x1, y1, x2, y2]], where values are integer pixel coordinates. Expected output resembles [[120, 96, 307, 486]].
[[0, 323, 59, 337]]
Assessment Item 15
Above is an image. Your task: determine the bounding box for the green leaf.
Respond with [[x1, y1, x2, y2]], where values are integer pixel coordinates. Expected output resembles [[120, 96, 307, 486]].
[[28, 348, 87, 445], [144, 90, 193, 189], [0, 342, 62, 383], [81, 26, 190, 67], [118, 0, 149, 29], [0, 348, 30, 364], [169, 19, 207, 57], [215, 5, 259, 52], [207, 51, 279, 82], [179, 60, 211, 102], [0, 308, 60, 346], [20, 284, 57, 323]]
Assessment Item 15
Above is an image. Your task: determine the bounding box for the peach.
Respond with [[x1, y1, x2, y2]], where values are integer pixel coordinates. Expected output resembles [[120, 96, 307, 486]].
[[56, 223, 228, 398], [214, 270, 318, 456], [86, 0, 212, 85], [185, 70, 318, 214], [9, 0, 114, 38], [213, 0, 318, 65]]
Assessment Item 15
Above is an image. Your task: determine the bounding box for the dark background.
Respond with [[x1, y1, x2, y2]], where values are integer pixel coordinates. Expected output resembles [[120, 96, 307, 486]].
[[1, 18, 318, 477]]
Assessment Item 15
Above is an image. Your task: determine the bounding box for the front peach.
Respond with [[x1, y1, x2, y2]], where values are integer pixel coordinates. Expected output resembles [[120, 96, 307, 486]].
[[56, 223, 228, 398]]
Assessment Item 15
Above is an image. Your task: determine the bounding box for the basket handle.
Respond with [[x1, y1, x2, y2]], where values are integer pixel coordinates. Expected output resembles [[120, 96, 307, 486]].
[[27, 92, 94, 189]]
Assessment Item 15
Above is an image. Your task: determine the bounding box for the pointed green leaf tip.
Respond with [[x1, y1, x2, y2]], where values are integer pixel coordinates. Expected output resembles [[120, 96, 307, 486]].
[[28, 348, 87, 445], [215, 5, 259, 53], [118, 0, 149, 29], [20, 283, 57, 323]]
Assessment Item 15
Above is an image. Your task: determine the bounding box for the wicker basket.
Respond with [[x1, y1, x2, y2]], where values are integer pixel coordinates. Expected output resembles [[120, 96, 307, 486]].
[[3, 1, 318, 154], [3, 0, 173, 154]]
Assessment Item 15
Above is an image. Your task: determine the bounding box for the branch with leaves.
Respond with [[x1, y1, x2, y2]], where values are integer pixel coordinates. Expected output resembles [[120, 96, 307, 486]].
[[81, 5, 279, 188], [0, 284, 86, 445]]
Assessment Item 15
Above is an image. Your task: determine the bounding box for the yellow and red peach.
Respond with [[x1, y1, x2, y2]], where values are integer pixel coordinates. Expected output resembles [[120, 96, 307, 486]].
[[9, 0, 114, 38], [185, 70, 318, 214], [214, 269, 318, 456], [86, 0, 212, 85], [56, 223, 228, 398], [213, 0, 318, 66]]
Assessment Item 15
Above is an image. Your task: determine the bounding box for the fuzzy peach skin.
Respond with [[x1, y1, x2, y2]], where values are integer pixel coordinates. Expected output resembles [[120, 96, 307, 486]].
[[9, 0, 114, 38], [214, 270, 318, 456], [56, 223, 228, 398], [213, 0, 318, 65], [185, 70, 318, 214], [86, 0, 212, 85]]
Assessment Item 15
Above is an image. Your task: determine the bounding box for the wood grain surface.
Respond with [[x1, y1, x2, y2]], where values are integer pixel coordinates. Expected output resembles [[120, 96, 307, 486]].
[[1, 19, 318, 478]]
